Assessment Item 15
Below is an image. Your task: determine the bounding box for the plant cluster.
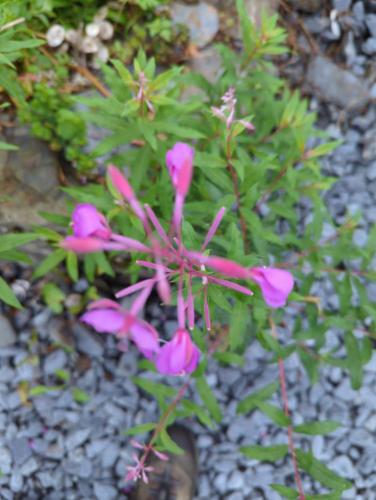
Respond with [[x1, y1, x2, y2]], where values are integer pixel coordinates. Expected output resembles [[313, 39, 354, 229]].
[[1, 0, 376, 497]]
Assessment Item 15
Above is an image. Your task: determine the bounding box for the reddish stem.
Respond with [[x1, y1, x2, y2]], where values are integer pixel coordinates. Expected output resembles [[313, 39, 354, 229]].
[[270, 318, 305, 500]]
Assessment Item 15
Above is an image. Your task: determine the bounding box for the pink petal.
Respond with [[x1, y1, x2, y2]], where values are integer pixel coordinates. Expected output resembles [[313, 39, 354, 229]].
[[81, 308, 125, 333], [88, 299, 121, 310], [61, 236, 104, 253], [130, 320, 160, 360], [205, 256, 250, 280], [116, 279, 156, 299], [202, 207, 226, 251], [72, 203, 111, 239], [207, 276, 253, 295], [249, 267, 294, 308], [110, 234, 151, 253]]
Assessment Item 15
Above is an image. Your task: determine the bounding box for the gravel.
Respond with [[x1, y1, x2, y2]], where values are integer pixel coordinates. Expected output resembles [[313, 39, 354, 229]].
[[1, 3, 376, 499]]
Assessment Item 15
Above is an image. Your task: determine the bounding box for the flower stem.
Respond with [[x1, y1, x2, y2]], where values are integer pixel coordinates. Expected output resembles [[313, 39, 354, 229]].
[[269, 317, 305, 500]]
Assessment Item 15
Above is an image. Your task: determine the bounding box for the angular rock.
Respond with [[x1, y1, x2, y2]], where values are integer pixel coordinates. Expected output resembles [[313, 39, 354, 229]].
[[0, 315, 16, 348], [170, 2, 219, 48], [73, 324, 104, 357], [65, 428, 91, 452], [190, 46, 222, 83], [9, 438, 32, 466], [93, 483, 117, 500], [44, 349, 68, 375], [306, 56, 370, 110], [1, 126, 66, 227]]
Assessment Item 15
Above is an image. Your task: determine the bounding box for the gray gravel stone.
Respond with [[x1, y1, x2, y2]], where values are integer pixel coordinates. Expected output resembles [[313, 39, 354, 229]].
[[101, 443, 119, 468], [307, 56, 370, 110], [228, 470, 245, 490], [44, 349, 68, 375], [362, 38, 376, 54], [352, 228, 368, 247], [330, 455, 355, 479], [65, 428, 91, 452], [334, 0, 351, 12], [0, 446, 12, 475], [93, 482, 117, 500], [10, 471, 23, 493], [19, 457, 39, 476], [74, 324, 104, 357], [9, 437, 32, 466], [170, 2, 219, 48], [0, 315, 16, 347]]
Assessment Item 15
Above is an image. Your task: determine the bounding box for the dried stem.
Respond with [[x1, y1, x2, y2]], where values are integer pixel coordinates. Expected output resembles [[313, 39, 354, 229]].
[[269, 317, 306, 500]]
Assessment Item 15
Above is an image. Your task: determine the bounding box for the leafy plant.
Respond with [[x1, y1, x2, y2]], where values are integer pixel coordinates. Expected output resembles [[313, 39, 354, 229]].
[[32, 1, 376, 496]]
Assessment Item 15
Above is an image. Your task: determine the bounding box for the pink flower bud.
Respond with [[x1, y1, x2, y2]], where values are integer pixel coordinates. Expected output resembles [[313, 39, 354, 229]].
[[72, 203, 111, 239], [61, 236, 104, 253], [249, 267, 294, 308], [166, 143, 194, 196], [108, 165, 135, 202], [156, 328, 200, 376], [205, 256, 250, 280]]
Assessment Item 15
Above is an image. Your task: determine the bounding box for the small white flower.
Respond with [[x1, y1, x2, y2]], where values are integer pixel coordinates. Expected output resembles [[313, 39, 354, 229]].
[[46, 24, 65, 48], [86, 22, 100, 38], [98, 20, 114, 41], [65, 29, 81, 45], [80, 36, 99, 53]]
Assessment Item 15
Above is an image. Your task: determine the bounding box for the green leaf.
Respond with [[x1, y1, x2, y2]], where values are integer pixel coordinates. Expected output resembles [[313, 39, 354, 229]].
[[229, 302, 249, 350], [181, 400, 214, 428], [240, 444, 289, 461], [0, 38, 44, 52], [0, 276, 21, 308], [236, 0, 256, 54], [132, 376, 177, 399], [123, 422, 156, 436], [66, 252, 79, 282], [344, 331, 362, 390], [256, 401, 290, 426], [54, 369, 70, 382], [294, 420, 341, 435], [29, 385, 62, 396], [296, 449, 352, 491], [33, 249, 66, 279], [195, 376, 223, 423], [214, 352, 245, 366], [42, 283, 65, 314], [270, 484, 299, 498], [237, 382, 279, 414], [305, 140, 341, 159], [0, 140, 17, 150], [111, 59, 134, 85], [159, 428, 184, 455], [72, 387, 90, 404], [0, 233, 38, 253]]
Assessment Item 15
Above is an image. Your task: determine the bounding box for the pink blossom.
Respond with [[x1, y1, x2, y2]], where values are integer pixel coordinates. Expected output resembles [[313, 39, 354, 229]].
[[166, 143, 194, 193], [81, 305, 160, 360], [249, 267, 294, 308], [61, 236, 106, 253], [156, 329, 200, 376], [72, 203, 111, 239]]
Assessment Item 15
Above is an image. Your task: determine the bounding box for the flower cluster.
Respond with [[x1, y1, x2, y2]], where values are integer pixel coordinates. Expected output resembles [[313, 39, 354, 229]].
[[46, 7, 113, 67], [62, 142, 294, 376]]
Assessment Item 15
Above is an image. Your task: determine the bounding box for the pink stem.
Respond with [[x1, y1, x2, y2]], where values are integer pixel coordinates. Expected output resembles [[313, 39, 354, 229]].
[[201, 207, 226, 251], [116, 278, 156, 299]]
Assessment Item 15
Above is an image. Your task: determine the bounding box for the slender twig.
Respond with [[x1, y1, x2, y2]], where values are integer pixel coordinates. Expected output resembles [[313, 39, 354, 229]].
[[269, 317, 306, 500]]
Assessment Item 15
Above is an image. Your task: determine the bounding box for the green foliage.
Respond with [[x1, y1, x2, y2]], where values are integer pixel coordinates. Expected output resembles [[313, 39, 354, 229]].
[[22, 0, 376, 494], [19, 83, 95, 171], [42, 282, 65, 313]]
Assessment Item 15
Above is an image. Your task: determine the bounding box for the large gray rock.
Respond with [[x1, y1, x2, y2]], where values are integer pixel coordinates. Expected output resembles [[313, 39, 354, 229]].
[[171, 2, 219, 48], [307, 56, 370, 110], [0, 126, 66, 227]]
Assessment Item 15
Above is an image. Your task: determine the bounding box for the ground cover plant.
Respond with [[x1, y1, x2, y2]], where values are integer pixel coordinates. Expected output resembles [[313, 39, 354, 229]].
[[1, 0, 376, 497]]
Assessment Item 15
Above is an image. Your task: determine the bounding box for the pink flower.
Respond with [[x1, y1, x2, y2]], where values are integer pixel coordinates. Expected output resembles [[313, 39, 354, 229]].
[[166, 143, 194, 195], [156, 329, 200, 376], [81, 303, 160, 360], [249, 267, 294, 308], [72, 203, 111, 239]]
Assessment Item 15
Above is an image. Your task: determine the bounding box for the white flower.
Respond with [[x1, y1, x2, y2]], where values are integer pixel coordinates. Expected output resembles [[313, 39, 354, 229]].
[[98, 20, 114, 41], [86, 22, 100, 38], [46, 25, 65, 48]]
